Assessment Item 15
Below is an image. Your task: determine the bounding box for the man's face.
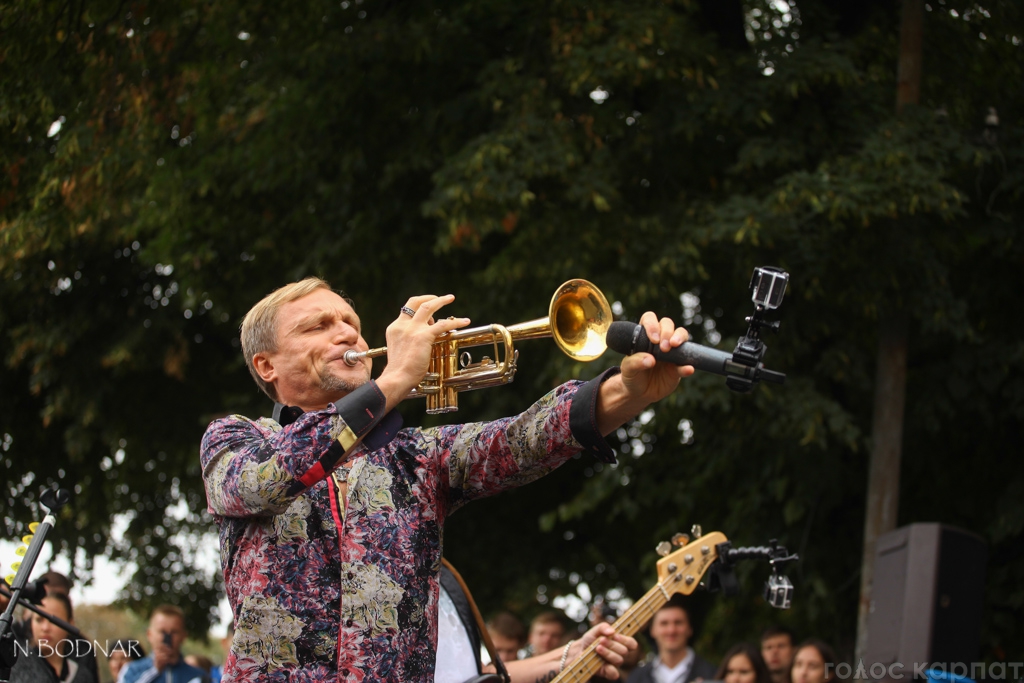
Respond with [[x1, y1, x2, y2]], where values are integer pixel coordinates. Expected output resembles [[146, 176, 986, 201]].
[[255, 289, 371, 410], [490, 633, 521, 662], [762, 634, 795, 675], [649, 606, 693, 658], [528, 621, 564, 656], [147, 613, 187, 657]]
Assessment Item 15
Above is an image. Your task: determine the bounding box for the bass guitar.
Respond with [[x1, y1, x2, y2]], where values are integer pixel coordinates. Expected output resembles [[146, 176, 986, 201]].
[[552, 530, 728, 683]]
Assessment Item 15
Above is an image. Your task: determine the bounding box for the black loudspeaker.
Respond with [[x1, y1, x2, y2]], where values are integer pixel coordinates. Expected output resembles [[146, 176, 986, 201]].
[[864, 523, 987, 674]]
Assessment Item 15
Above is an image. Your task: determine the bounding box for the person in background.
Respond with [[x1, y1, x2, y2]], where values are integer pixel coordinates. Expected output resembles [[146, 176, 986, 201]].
[[715, 643, 773, 683], [118, 605, 208, 683], [790, 640, 837, 683], [106, 639, 145, 682], [27, 570, 101, 682], [760, 626, 796, 683], [627, 596, 716, 683], [527, 611, 568, 657], [486, 612, 527, 663], [10, 592, 95, 683]]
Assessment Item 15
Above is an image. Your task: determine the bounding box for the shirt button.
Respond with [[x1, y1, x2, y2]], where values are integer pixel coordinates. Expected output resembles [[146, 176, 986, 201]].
[[347, 572, 354, 579], [346, 619, 353, 627]]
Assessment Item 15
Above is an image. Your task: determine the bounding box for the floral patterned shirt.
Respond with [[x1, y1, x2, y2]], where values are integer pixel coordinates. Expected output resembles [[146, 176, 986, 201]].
[[200, 373, 616, 683]]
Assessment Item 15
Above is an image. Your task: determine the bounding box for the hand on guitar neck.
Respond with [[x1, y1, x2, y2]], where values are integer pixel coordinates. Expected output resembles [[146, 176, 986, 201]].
[[480, 622, 637, 683]]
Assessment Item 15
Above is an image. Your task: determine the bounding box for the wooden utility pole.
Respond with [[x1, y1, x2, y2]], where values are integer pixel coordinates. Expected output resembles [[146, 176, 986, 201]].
[[854, 0, 922, 665]]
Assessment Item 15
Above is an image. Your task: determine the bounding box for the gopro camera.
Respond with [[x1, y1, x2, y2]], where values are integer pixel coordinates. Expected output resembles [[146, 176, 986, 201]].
[[750, 266, 789, 310], [764, 572, 794, 609]]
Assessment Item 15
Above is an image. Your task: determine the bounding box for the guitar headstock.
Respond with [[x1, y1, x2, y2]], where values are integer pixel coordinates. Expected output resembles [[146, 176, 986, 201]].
[[655, 530, 728, 598]]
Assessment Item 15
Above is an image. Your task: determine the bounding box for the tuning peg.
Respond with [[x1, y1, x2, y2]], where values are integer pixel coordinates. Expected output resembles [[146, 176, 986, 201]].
[[15, 545, 28, 557], [29, 522, 40, 533], [691, 524, 703, 537], [656, 541, 672, 557], [10, 562, 21, 572], [4, 575, 14, 585], [672, 533, 690, 547]]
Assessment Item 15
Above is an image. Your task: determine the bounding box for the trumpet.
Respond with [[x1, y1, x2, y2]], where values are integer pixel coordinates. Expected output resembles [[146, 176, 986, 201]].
[[344, 279, 611, 414]]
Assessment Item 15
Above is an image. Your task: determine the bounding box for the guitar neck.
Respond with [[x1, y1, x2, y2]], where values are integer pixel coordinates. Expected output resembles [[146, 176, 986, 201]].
[[553, 584, 671, 683], [551, 532, 726, 683]]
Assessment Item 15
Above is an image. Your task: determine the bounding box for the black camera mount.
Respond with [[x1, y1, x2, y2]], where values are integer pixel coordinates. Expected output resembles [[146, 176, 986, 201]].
[[706, 538, 799, 609], [725, 266, 789, 393]]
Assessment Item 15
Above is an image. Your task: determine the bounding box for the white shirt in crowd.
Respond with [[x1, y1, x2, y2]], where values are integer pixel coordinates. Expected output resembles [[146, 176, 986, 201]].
[[653, 647, 696, 683]]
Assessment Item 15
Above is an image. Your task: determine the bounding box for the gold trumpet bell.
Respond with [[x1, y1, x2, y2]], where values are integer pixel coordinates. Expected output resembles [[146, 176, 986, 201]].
[[551, 279, 611, 361], [503, 279, 612, 362]]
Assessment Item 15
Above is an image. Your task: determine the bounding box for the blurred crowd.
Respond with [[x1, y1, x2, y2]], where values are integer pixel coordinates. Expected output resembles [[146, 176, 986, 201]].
[[483, 594, 837, 683], [0, 571, 231, 683], [2, 568, 839, 683]]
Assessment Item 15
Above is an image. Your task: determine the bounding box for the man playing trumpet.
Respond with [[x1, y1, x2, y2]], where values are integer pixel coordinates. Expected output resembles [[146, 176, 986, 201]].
[[200, 277, 694, 683]]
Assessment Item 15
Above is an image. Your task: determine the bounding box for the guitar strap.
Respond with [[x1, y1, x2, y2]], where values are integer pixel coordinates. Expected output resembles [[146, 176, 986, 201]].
[[440, 559, 511, 683]]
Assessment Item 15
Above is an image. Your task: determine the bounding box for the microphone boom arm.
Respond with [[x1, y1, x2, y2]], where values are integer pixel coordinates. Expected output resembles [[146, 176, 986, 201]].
[[1, 488, 72, 683]]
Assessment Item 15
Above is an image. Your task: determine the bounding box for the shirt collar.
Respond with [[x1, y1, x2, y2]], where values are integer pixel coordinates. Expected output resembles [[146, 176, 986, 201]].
[[273, 402, 305, 426], [655, 648, 695, 681]]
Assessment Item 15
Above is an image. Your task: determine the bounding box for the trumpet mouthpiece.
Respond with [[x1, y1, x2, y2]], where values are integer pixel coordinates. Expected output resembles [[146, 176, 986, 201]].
[[343, 350, 363, 366]]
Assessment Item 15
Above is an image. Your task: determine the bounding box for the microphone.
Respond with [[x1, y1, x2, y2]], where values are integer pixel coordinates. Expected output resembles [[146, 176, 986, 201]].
[[605, 321, 785, 386], [39, 488, 71, 512]]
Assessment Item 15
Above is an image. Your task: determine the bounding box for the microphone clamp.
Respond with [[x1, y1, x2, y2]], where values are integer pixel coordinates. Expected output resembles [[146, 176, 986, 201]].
[[726, 266, 789, 393]]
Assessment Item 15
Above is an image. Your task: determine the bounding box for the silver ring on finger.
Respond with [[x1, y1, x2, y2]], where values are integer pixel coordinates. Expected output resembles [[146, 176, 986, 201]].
[[400, 305, 416, 317]]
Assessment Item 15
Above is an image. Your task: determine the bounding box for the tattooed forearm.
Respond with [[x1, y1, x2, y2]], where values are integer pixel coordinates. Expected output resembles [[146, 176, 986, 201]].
[[535, 671, 558, 683]]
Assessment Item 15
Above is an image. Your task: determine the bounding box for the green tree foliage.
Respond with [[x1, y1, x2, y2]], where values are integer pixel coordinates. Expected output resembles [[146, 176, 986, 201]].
[[2, 0, 1022, 658]]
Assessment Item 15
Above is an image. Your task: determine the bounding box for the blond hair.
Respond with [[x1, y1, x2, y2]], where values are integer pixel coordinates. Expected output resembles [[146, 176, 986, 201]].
[[240, 277, 333, 401]]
